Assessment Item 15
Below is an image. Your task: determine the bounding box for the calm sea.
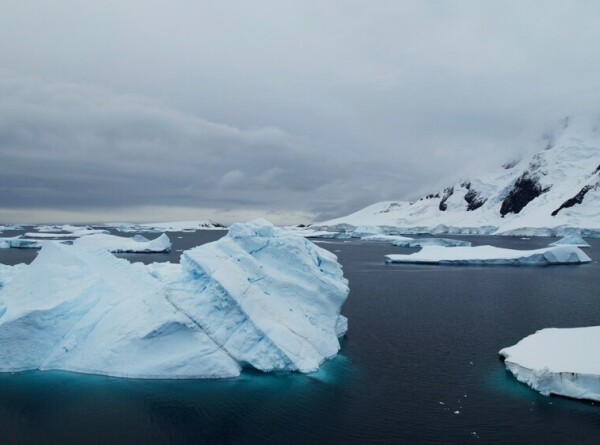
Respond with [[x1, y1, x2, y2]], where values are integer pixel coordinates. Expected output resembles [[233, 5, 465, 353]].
[[0, 230, 599, 444]]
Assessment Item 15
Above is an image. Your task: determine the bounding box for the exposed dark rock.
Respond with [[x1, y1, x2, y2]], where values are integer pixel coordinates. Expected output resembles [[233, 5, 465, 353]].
[[500, 173, 550, 216], [551, 185, 592, 216], [439, 187, 454, 211], [464, 189, 487, 211], [425, 193, 440, 199], [502, 160, 519, 169], [595, 164, 600, 174]]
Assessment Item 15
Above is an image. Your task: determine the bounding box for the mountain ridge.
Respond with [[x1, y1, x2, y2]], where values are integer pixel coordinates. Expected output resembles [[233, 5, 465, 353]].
[[314, 115, 600, 236]]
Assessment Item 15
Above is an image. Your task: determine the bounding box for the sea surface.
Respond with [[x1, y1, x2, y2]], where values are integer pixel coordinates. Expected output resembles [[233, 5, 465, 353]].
[[1, 230, 599, 444]]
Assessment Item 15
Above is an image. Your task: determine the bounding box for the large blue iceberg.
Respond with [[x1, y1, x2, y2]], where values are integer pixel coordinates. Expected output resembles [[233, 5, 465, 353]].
[[0, 220, 349, 379]]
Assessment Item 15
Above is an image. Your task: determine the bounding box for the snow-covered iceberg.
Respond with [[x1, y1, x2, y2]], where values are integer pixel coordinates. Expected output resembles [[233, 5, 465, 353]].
[[0, 220, 349, 379], [549, 234, 591, 248], [73, 233, 172, 253], [385, 245, 591, 265], [500, 327, 600, 401], [392, 238, 471, 248], [0, 239, 9, 249]]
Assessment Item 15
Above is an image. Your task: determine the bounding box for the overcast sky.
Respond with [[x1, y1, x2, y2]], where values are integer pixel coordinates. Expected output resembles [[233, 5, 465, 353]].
[[1, 1, 600, 225]]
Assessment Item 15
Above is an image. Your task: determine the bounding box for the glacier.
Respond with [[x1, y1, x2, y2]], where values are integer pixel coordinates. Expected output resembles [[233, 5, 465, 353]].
[[500, 327, 600, 401], [312, 114, 600, 237], [385, 245, 591, 265], [73, 233, 172, 253], [0, 220, 349, 379]]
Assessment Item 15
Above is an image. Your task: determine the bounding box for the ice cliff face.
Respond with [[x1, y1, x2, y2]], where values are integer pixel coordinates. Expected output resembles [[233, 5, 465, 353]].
[[316, 114, 600, 236], [0, 220, 349, 379]]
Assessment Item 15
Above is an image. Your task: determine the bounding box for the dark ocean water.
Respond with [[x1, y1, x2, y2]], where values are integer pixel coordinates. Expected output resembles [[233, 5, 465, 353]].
[[1, 230, 599, 444]]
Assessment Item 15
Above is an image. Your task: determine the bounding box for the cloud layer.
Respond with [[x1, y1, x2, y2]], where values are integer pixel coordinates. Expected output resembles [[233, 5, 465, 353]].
[[1, 1, 600, 224]]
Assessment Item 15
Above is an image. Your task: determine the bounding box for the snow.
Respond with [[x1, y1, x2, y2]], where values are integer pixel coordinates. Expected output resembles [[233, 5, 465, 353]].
[[385, 245, 591, 265], [392, 238, 471, 248], [314, 115, 600, 237], [0, 220, 349, 379], [500, 327, 600, 401], [73, 233, 172, 253], [549, 234, 591, 248]]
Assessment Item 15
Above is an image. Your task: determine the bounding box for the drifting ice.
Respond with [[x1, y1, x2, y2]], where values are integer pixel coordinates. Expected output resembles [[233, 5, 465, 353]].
[[73, 233, 172, 253], [391, 238, 471, 248], [500, 327, 600, 401], [549, 234, 591, 248], [385, 245, 591, 265], [0, 220, 349, 379]]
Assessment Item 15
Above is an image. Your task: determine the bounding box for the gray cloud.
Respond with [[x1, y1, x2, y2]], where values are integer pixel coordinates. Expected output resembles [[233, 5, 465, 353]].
[[1, 1, 600, 224]]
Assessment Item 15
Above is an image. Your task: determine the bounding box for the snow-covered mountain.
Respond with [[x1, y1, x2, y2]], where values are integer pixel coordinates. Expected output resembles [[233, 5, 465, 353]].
[[316, 115, 600, 236]]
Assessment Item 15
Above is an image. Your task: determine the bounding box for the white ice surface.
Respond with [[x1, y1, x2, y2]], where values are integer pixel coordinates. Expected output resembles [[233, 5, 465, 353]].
[[73, 233, 172, 253], [500, 327, 600, 401], [549, 234, 591, 248], [361, 234, 413, 242], [25, 229, 108, 238], [385, 245, 591, 265], [0, 220, 349, 379], [392, 238, 471, 248]]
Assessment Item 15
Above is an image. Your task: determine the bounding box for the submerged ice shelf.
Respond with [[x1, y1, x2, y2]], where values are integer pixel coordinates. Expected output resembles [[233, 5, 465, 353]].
[[500, 327, 600, 401], [385, 245, 591, 265], [0, 220, 349, 379]]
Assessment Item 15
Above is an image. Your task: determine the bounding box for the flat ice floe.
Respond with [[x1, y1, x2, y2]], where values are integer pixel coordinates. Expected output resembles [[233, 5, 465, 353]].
[[500, 327, 600, 401], [385, 245, 591, 265], [549, 234, 591, 248], [0, 220, 349, 379], [391, 238, 471, 248], [73, 233, 172, 253]]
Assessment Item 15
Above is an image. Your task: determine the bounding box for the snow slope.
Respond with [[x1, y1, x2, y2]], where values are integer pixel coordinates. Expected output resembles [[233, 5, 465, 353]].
[[315, 115, 600, 237], [500, 327, 600, 401], [385, 245, 591, 265], [0, 220, 348, 379]]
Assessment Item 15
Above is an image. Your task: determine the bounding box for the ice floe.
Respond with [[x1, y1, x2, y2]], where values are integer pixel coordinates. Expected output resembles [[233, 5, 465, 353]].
[[500, 327, 600, 401], [73, 233, 172, 253], [549, 234, 591, 248], [385, 245, 591, 265], [391, 238, 471, 248]]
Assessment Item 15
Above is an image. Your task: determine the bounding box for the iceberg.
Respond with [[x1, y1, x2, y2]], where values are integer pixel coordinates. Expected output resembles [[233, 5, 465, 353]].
[[1, 236, 46, 249], [25, 228, 108, 238], [500, 327, 600, 401], [385, 245, 591, 265], [0, 220, 349, 379], [108, 220, 227, 233], [0, 239, 8, 249], [73, 233, 172, 253], [392, 238, 471, 248], [360, 234, 413, 242], [549, 234, 591, 248]]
